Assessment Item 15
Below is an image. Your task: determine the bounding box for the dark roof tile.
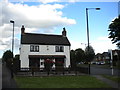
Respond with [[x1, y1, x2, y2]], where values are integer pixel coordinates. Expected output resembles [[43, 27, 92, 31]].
[[21, 33, 70, 46]]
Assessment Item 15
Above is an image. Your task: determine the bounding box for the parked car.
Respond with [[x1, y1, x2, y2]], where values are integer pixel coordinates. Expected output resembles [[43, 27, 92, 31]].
[[91, 61, 96, 64], [96, 62, 105, 65], [96, 62, 101, 65], [78, 62, 84, 64], [100, 62, 105, 65]]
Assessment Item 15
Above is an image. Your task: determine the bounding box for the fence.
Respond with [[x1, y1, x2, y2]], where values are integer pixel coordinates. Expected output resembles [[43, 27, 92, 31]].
[[15, 66, 89, 76]]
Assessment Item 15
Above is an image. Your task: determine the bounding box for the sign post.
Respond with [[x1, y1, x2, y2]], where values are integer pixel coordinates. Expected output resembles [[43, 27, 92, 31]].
[[108, 49, 113, 75]]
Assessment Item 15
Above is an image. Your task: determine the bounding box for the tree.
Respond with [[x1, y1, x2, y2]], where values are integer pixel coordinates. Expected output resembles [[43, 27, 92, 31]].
[[2, 50, 13, 62], [70, 48, 85, 69], [75, 48, 85, 63], [70, 50, 76, 69], [108, 15, 120, 48], [14, 54, 20, 61], [2, 50, 13, 68], [84, 46, 95, 63]]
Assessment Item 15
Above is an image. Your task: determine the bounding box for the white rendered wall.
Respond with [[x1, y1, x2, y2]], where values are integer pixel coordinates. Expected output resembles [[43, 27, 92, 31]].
[[20, 44, 70, 68], [20, 45, 29, 68], [64, 46, 70, 67]]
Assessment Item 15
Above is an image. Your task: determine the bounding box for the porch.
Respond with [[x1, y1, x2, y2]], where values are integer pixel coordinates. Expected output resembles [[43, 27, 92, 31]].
[[28, 55, 66, 68]]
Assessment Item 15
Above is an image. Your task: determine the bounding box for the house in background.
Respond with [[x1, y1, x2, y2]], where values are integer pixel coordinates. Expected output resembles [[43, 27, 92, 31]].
[[95, 52, 110, 64], [20, 25, 71, 68], [95, 50, 120, 65]]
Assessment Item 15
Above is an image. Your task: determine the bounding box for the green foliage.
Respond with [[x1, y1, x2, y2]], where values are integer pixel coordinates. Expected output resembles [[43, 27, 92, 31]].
[[14, 54, 20, 61], [70, 48, 85, 68], [70, 50, 76, 61], [75, 48, 85, 62], [70, 50, 76, 68], [2, 50, 13, 62], [108, 15, 120, 48], [2, 50, 13, 69], [85, 45, 95, 62]]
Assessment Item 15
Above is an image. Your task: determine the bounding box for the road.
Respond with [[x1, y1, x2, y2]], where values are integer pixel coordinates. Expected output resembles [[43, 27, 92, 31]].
[[90, 65, 120, 76], [2, 63, 18, 88]]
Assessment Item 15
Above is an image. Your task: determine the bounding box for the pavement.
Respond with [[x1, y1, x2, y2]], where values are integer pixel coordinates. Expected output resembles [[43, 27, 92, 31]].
[[92, 75, 120, 89], [2, 63, 18, 89]]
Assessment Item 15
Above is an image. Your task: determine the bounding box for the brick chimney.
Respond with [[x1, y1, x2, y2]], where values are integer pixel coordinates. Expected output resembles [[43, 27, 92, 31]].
[[62, 27, 66, 37], [21, 25, 25, 35]]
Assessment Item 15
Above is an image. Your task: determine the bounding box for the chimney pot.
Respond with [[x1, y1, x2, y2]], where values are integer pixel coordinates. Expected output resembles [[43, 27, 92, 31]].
[[62, 27, 67, 37], [21, 25, 25, 34]]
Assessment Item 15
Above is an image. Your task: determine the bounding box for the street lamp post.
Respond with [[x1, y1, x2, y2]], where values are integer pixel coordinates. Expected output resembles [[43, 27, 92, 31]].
[[110, 49, 113, 75], [10, 20, 14, 78], [10, 20, 14, 53], [86, 8, 100, 75]]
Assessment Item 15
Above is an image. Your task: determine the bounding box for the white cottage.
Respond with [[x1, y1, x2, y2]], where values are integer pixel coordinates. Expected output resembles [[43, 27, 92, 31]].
[[20, 25, 71, 68]]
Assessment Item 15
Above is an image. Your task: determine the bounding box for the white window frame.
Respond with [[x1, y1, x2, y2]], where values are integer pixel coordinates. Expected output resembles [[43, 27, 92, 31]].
[[55, 46, 64, 52], [30, 45, 39, 52]]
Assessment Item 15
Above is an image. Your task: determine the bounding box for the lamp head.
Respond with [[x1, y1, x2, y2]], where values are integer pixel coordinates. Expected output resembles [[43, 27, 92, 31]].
[[96, 8, 100, 10], [10, 20, 14, 23]]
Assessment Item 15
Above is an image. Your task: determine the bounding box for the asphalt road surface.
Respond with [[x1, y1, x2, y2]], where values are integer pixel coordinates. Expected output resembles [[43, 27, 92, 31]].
[[2, 63, 17, 88], [90, 65, 120, 76]]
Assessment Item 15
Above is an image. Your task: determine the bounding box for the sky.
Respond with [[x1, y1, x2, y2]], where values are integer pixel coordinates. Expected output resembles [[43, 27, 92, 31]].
[[0, 0, 120, 58]]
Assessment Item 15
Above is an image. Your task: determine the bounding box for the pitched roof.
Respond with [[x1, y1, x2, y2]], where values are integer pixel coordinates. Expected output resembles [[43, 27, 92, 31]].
[[21, 33, 71, 46]]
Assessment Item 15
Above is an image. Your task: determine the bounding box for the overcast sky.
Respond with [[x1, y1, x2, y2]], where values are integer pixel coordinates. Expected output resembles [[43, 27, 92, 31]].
[[0, 0, 120, 57]]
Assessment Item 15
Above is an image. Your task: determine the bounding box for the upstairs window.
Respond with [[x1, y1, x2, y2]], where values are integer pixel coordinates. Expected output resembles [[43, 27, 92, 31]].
[[30, 45, 39, 52], [55, 46, 64, 52]]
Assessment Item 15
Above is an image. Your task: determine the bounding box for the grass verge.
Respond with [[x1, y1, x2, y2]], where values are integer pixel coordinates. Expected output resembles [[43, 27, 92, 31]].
[[15, 75, 111, 88], [102, 75, 120, 83]]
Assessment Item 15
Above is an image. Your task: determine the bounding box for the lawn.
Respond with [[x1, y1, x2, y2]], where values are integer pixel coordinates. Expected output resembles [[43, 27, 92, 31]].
[[102, 75, 120, 83], [15, 75, 111, 88]]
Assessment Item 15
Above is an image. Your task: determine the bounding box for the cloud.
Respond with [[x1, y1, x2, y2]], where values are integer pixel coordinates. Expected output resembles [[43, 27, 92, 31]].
[[70, 36, 117, 54], [0, 1, 76, 53], [97, 36, 109, 41], [0, 36, 20, 52], [91, 36, 117, 54], [0, 37, 12, 50], [2, 1, 76, 28], [70, 40, 82, 50]]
